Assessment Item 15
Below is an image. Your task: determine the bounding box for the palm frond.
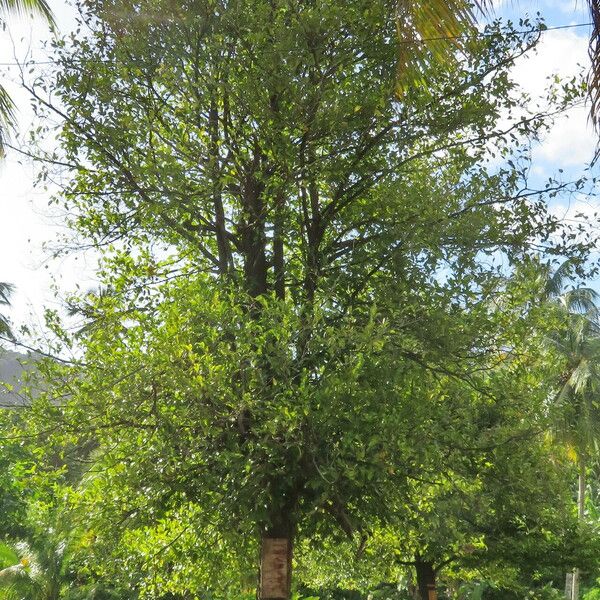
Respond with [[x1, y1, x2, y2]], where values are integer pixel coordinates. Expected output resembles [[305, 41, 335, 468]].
[[0, 2, 53, 154], [0, 0, 53, 24], [579, 331, 600, 358], [0, 537, 68, 600], [391, 0, 600, 143], [0, 316, 12, 338], [544, 259, 577, 299], [0, 282, 14, 338], [561, 288, 600, 317], [395, 0, 491, 93], [569, 358, 594, 395], [0, 85, 15, 156], [0, 281, 14, 305], [588, 0, 600, 131]]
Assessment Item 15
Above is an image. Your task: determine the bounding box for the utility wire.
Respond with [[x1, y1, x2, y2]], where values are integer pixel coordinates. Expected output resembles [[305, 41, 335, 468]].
[[0, 20, 593, 67], [400, 20, 595, 45]]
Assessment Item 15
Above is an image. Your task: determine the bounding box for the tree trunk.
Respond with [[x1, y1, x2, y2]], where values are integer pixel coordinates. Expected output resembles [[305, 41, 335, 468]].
[[571, 460, 586, 600], [565, 572, 573, 600], [415, 557, 437, 600], [259, 532, 293, 600]]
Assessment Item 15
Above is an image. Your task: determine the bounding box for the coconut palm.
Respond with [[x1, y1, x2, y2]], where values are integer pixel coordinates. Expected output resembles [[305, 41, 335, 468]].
[[542, 262, 600, 600], [0, 281, 14, 338], [0, 0, 51, 20], [0, 0, 54, 151], [551, 310, 600, 600], [395, 1, 492, 90], [0, 536, 69, 600], [0, 534, 127, 600]]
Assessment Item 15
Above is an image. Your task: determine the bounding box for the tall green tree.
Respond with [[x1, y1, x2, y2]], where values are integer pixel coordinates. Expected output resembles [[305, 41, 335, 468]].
[[22, 1, 594, 598]]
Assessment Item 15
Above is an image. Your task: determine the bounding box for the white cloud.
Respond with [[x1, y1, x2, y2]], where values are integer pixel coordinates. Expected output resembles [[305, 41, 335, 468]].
[[512, 29, 588, 97], [491, 0, 586, 18], [0, 1, 92, 333], [535, 105, 595, 165], [0, 154, 98, 332], [510, 28, 597, 169], [542, 0, 588, 16]]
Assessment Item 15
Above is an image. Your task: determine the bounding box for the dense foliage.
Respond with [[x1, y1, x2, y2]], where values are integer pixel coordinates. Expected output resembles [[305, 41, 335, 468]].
[[0, 1, 600, 599]]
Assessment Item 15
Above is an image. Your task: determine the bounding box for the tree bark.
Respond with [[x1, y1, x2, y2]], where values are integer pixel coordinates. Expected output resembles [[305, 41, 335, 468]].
[[565, 572, 573, 600], [415, 557, 437, 600], [259, 516, 294, 600], [208, 94, 231, 277]]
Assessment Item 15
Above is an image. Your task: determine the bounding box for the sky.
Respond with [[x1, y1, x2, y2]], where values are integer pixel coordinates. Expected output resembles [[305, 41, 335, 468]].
[[0, 0, 90, 338], [0, 0, 598, 339]]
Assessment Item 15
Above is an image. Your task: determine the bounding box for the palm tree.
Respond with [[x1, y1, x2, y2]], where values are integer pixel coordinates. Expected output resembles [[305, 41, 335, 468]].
[[551, 310, 600, 600], [542, 262, 600, 600], [395, 1, 491, 90], [0, 1, 54, 151], [0, 537, 68, 600], [0, 281, 14, 338]]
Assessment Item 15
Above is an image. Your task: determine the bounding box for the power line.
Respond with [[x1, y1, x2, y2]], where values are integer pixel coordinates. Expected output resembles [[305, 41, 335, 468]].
[[398, 20, 595, 45], [0, 20, 594, 67]]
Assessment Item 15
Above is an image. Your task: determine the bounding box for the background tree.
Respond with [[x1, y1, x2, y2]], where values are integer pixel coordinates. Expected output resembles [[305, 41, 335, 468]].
[[545, 270, 600, 600], [295, 269, 599, 600]]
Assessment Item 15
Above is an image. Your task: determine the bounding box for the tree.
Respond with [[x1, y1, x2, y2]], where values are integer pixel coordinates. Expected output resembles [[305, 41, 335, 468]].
[[545, 269, 600, 600], [0, 538, 67, 600], [295, 269, 599, 600], [21, 1, 595, 598]]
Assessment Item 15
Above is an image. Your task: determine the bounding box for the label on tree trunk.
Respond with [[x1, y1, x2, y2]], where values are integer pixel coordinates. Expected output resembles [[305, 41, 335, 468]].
[[427, 584, 438, 600], [260, 537, 290, 599], [565, 573, 573, 600]]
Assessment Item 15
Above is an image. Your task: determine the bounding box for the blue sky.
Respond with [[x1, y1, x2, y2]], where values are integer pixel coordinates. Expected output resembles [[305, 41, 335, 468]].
[[0, 0, 598, 337], [489, 1, 600, 256], [494, 0, 589, 24]]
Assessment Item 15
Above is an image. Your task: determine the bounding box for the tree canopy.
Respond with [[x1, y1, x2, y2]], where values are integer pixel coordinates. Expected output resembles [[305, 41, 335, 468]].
[[1, 1, 600, 600]]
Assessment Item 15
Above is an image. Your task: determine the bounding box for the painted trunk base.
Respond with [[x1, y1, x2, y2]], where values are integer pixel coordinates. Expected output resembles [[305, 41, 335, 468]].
[[260, 537, 292, 600], [565, 572, 573, 600]]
